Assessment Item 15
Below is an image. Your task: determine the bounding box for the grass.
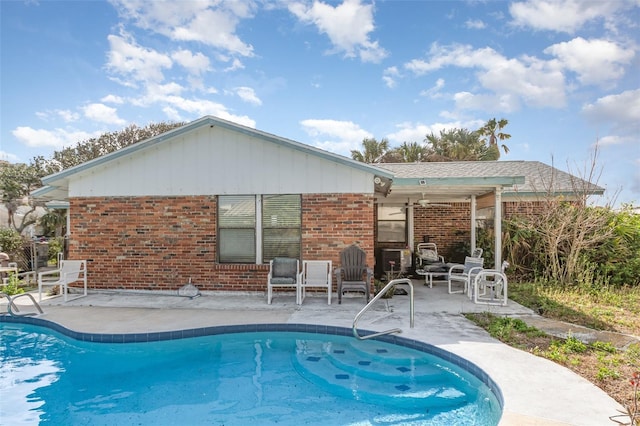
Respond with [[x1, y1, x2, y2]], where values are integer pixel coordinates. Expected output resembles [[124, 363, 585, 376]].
[[465, 282, 640, 422]]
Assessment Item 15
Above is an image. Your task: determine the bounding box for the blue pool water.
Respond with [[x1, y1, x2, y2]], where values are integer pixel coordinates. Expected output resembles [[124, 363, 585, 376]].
[[0, 321, 502, 425]]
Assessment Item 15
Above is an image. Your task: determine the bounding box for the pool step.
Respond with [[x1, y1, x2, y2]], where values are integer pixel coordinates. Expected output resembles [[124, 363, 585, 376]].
[[292, 340, 475, 410]]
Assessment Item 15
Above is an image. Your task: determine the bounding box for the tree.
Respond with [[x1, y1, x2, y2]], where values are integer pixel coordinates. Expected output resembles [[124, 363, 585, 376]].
[[387, 142, 429, 162], [424, 128, 489, 161], [351, 138, 390, 163], [478, 118, 511, 160], [31, 121, 185, 176], [0, 162, 42, 233]]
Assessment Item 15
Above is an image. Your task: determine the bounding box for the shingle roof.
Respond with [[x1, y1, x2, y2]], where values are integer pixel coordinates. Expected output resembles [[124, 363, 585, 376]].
[[376, 161, 604, 195]]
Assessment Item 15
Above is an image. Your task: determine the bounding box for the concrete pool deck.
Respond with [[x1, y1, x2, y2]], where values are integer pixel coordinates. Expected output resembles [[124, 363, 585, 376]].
[[3, 280, 628, 426]]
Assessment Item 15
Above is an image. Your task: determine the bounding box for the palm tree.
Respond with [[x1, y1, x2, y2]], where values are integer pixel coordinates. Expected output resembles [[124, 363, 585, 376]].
[[351, 138, 390, 163], [389, 142, 428, 162], [425, 129, 488, 161], [478, 118, 511, 160]]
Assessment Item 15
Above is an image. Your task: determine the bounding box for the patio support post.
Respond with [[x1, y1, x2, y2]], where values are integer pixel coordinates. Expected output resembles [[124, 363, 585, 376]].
[[494, 187, 502, 270], [470, 195, 477, 254], [408, 203, 415, 252]]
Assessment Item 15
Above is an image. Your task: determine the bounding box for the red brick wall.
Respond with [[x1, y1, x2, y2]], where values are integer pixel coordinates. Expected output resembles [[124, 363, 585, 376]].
[[413, 202, 471, 258], [68, 194, 374, 292], [503, 200, 549, 218]]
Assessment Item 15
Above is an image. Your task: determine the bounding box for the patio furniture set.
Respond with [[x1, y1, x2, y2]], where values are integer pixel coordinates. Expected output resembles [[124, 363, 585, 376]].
[[269, 243, 509, 307], [414, 243, 508, 306], [268, 244, 372, 305]]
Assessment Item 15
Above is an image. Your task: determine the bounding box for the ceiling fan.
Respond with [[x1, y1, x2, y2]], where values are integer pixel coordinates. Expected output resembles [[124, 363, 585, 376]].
[[414, 194, 450, 208]]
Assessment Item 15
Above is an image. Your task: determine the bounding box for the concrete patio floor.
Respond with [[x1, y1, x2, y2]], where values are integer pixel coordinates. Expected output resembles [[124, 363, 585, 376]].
[[3, 279, 627, 426]]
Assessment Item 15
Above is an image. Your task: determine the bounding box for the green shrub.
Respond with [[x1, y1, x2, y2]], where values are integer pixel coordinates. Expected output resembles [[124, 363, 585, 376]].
[[0, 228, 23, 256], [47, 237, 64, 263], [3, 273, 24, 296]]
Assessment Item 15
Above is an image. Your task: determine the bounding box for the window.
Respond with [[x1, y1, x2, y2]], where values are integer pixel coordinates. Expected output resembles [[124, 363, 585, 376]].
[[377, 205, 406, 243], [218, 195, 256, 263], [218, 194, 301, 264], [262, 194, 301, 262]]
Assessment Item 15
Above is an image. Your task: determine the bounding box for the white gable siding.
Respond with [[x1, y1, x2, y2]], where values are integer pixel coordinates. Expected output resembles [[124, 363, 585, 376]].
[[69, 125, 374, 197]]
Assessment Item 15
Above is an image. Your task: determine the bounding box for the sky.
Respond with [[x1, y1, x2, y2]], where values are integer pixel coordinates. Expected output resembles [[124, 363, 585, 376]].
[[1, 0, 639, 207]]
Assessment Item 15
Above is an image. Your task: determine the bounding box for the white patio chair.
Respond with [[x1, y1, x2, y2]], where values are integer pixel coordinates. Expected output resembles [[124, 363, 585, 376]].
[[267, 257, 302, 304], [416, 243, 445, 269], [472, 263, 509, 306], [2, 262, 36, 286], [447, 256, 484, 294], [300, 260, 332, 305], [38, 260, 87, 302]]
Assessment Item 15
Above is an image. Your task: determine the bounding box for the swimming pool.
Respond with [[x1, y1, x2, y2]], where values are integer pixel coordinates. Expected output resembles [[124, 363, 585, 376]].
[[0, 319, 502, 425]]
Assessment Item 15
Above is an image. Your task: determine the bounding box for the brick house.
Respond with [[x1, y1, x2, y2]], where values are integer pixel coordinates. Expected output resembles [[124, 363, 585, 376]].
[[32, 116, 603, 293]]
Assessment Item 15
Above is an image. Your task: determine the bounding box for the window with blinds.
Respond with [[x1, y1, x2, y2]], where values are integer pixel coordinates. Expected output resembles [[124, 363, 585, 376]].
[[217, 194, 301, 264], [218, 195, 256, 263], [262, 194, 301, 262]]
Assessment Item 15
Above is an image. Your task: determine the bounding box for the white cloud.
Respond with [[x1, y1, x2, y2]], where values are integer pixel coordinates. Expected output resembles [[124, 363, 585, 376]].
[[404, 43, 567, 111], [544, 37, 635, 85], [453, 92, 521, 113], [299, 118, 373, 155], [582, 89, 640, 127], [36, 109, 81, 123], [383, 66, 400, 88], [419, 78, 445, 99], [160, 95, 256, 127], [110, 0, 255, 57], [171, 49, 211, 75], [235, 86, 262, 106], [465, 19, 486, 30], [12, 127, 99, 149], [106, 29, 173, 85], [288, 0, 387, 63], [82, 103, 127, 125], [597, 135, 627, 147], [101, 95, 125, 104], [224, 58, 245, 72], [509, 0, 621, 34]]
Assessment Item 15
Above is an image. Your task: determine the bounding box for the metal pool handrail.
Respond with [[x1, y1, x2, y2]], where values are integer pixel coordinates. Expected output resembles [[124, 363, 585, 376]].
[[1, 292, 44, 317], [352, 278, 414, 340]]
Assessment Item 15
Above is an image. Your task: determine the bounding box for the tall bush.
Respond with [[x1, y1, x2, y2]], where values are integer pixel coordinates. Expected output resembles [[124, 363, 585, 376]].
[[504, 203, 639, 287]]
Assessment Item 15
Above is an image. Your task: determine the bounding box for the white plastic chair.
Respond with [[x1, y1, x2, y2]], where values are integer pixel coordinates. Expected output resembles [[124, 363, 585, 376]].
[[447, 256, 484, 294], [38, 260, 87, 302], [472, 263, 509, 306], [300, 260, 332, 305], [2, 262, 36, 286], [267, 258, 302, 304]]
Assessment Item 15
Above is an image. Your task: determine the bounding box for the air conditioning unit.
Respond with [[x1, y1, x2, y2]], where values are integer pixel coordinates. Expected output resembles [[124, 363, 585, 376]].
[[380, 249, 412, 274]]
